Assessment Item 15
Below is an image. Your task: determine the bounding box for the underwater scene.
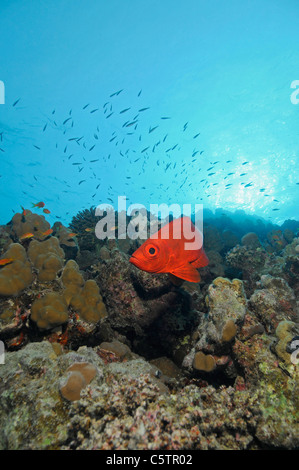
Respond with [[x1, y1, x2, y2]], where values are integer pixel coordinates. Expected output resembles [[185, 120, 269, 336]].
[[0, 0, 298, 452]]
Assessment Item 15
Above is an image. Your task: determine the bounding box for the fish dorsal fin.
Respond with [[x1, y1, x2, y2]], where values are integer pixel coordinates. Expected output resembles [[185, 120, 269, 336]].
[[170, 263, 201, 283]]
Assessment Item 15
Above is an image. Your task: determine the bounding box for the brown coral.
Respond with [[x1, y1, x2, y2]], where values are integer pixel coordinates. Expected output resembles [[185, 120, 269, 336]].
[[59, 361, 97, 401], [28, 237, 64, 281], [0, 243, 33, 296], [10, 210, 50, 241], [62, 260, 106, 323], [31, 292, 68, 330], [193, 351, 216, 372]]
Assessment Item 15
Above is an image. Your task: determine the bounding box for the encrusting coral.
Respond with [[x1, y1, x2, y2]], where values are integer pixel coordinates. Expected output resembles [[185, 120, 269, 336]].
[[60, 362, 97, 401], [0, 243, 33, 296]]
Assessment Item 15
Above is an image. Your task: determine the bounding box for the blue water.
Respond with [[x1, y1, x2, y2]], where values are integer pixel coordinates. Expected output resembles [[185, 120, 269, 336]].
[[0, 0, 298, 226]]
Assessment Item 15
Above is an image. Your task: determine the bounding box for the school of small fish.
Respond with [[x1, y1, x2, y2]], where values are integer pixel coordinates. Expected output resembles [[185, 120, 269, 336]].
[[1, 90, 296, 225]]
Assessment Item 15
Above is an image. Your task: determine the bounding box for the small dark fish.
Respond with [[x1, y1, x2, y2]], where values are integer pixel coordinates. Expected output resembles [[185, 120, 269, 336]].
[[226, 160, 232, 163], [83, 103, 89, 109], [90, 159, 99, 163], [119, 108, 131, 114], [244, 183, 253, 187], [208, 172, 215, 176], [33, 145, 41, 150], [72, 162, 82, 165], [161, 116, 171, 120], [272, 208, 280, 211], [149, 126, 158, 133], [126, 120, 138, 127], [63, 117, 71, 125], [110, 89, 123, 97], [259, 188, 265, 192], [141, 146, 150, 153], [78, 180, 86, 185], [193, 133, 200, 139], [139, 107, 150, 112], [106, 112, 113, 118], [0, 147, 5, 152], [207, 167, 214, 171], [89, 145, 95, 151], [90, 108, 99, 114], [242, 161, 249, 165], [240, 173, 247, 176], [227, 172, 235, 175], [138, 89, 142, 97], [43, 124, 47, 132], [12, 98, 20, 107]]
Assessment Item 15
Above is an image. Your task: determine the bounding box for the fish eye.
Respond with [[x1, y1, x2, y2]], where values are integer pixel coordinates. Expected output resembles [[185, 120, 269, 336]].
[[145, 243, 158, 257]]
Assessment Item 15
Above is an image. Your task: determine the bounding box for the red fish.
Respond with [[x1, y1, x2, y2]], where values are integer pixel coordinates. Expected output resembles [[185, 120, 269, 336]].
[[129, 216, 209, 282], [43, 208, 51, 214], [32, 201, 45, 208]]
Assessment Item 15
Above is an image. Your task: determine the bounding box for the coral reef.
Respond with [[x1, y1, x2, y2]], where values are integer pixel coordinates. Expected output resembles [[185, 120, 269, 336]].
[[0, 209, 298, 450]]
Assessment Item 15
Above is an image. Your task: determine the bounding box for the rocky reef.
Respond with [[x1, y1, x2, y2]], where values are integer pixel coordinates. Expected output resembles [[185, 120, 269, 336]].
[[0, 208, 298, 450]]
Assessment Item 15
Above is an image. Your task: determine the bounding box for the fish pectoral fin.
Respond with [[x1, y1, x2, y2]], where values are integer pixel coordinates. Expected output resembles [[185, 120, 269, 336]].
[[190, 251, 209, 268], [168, 273, 185, 286], [170, 263, 201, 283]]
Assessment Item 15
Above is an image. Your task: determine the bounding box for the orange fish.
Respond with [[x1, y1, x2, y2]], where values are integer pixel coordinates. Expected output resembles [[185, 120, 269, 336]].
[[32, 201, 45, 208], [85, 228, 93, 232], [19, 232, 34, 240], [129, 216, 209, 282], [0, 258, 14, 266], [43, 208, 51, 214], [20, 206, 28, 216], [42, 228, 53, 237], [67, 232, 78, 238]]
